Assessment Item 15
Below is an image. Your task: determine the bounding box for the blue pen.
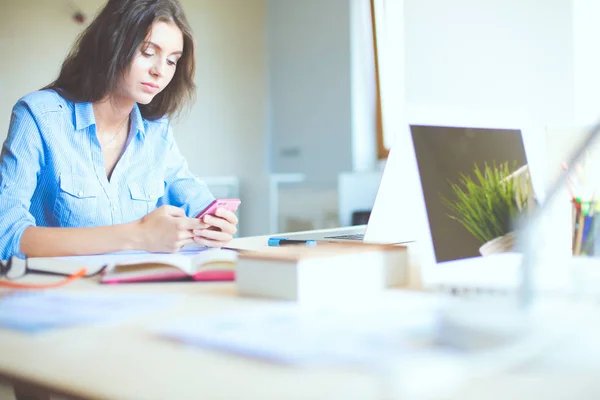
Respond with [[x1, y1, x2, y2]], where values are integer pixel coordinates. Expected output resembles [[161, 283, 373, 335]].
[[582, 216, 593, 242], [581, 214, 595, 254], [268, 237, 317, 247]]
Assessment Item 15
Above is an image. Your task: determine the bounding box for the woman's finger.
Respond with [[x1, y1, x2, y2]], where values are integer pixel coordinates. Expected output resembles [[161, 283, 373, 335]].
[[194, 228, 232, 242], [214, 208, 239, 225], [176, 217, 209, 231], [203, 215, 236, 235], [177, 229, 196, 241]]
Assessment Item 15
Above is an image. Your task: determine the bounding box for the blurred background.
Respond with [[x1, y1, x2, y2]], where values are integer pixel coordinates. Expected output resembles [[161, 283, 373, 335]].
[[1, 0, 600, 259]]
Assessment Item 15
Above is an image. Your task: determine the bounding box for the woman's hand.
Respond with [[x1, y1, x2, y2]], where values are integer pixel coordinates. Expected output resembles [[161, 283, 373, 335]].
[[193, 207, 239, 247], [137, 205, 207, 253]]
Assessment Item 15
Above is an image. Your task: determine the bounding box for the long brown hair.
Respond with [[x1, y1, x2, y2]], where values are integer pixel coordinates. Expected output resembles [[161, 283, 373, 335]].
[[45, 0, 196, 120]]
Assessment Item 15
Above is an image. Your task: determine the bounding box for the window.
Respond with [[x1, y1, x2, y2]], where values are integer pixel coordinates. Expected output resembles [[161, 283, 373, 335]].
[[370, 0, 404, 159]]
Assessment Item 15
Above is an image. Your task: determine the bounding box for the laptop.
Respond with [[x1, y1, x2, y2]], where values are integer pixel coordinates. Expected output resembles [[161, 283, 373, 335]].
[[275, 139, 415, 245], [282, 111, 554, 268], [277, 117, 436, 245]]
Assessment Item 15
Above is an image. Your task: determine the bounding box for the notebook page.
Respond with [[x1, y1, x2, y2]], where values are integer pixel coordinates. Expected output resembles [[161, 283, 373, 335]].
[[56, 249, 208, 269], [190, 249, 238, 273], [104, 253, 198, 276]]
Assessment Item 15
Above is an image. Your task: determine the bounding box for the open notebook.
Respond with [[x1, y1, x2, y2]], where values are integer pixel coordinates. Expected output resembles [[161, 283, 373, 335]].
[[100, 249, 238, 284]]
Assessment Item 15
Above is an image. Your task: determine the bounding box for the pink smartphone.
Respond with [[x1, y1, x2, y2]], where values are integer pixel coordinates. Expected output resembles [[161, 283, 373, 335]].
[[195, 198, 241, 219]]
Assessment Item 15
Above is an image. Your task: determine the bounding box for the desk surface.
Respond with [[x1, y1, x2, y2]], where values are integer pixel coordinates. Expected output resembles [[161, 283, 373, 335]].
[[1, 229, 600, 400]]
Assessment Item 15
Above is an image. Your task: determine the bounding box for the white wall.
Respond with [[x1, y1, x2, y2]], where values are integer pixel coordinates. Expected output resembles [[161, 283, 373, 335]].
[[404, 0, 575, 125], [0, 0, 104, 131], [0, 0, 270, 237], [267, 0, 354, 185], [350, 0, 378, 172], [573, 0, 600, 125]]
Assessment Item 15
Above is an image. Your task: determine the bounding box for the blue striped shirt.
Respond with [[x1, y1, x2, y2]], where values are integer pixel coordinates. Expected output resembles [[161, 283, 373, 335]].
[[0, 90, 215, 259]]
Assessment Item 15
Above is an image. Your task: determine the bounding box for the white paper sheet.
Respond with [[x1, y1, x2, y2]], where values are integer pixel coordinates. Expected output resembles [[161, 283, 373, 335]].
[[156, 291, 445, 365], [0, 291, 179, 333]]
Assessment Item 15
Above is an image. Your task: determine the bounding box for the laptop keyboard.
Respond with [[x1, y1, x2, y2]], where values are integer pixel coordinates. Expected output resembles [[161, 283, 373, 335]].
[[323, 233, 364, 240]]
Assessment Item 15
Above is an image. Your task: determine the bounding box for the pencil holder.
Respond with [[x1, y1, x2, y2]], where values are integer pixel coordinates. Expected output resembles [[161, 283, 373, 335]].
[[572, 199, 598, 256]]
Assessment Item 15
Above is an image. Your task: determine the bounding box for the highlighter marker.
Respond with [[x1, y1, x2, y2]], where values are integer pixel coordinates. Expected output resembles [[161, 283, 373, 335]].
[[268, 237, 318, 247]]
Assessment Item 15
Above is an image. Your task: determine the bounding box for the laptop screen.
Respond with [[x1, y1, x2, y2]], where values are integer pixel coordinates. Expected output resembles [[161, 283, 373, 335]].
[[410, 125, 529, 263]]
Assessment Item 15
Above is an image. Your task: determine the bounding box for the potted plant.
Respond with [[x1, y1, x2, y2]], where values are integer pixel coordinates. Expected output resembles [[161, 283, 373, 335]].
[[441, 162, 532, 256]]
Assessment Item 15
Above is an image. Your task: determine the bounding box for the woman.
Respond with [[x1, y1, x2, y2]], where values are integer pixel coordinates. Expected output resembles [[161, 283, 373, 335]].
[[0, 0, 238, 260]]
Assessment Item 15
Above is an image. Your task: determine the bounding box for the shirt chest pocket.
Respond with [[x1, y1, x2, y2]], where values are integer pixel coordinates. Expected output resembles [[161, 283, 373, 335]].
[[53, 175, 101, 227], [128, 180, 165, 217]]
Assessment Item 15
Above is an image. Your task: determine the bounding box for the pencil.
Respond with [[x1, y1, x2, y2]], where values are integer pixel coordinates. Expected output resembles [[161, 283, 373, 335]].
[[573, 200, 581, 253]]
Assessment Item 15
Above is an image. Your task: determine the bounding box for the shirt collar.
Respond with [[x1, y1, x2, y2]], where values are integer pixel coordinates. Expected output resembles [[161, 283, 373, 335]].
[[130, 103, 147, 140], [74, 102, 95, 131], [74, 102, 146, 140]]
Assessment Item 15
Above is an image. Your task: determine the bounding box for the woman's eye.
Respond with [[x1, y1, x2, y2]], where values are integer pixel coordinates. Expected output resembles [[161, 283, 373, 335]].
[[142, 50, 154, 57], [166, 59, 177, 66]]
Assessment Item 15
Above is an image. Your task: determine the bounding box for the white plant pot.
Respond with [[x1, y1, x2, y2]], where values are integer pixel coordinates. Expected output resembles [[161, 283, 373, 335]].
[[479, 232, 517, 256]]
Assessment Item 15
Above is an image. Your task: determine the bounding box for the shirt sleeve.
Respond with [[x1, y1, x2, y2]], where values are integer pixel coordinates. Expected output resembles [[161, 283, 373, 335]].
[[158, 122, 215, 217], [0, 101, 44, 260]]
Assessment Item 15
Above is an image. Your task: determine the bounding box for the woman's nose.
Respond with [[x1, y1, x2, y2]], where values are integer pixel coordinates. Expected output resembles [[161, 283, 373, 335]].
[[150, 60, 164, 78]]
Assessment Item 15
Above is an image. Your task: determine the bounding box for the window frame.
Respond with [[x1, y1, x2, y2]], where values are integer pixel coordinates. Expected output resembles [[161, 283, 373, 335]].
[[370, 0, 389, 160]]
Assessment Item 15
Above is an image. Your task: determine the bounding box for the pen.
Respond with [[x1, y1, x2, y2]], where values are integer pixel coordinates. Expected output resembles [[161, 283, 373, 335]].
[[268, 237, 317, 247]]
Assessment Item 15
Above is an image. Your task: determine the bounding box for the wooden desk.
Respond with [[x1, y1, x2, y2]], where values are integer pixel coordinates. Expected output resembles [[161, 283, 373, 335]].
[[0, 277, 380, 399], [1, 230, 600, 400]]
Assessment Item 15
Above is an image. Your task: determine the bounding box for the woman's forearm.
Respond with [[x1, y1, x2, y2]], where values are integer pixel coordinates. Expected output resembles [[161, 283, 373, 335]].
[[20, 222, 145, 257]]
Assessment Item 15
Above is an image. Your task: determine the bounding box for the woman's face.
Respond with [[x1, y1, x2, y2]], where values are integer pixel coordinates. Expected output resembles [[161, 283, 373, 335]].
[[119, 21, 184, 105]]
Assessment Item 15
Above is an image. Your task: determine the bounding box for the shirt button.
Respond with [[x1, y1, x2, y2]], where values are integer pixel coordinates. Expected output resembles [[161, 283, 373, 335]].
[[78, 191, 84, 197], [112, 206, 118, 211]]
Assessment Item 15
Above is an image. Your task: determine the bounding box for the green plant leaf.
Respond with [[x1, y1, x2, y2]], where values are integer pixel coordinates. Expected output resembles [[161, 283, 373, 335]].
[[440, 160, 531, 244]]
